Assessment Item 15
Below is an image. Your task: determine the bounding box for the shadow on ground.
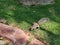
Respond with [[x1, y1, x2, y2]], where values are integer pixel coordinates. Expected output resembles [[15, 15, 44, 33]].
[[40, 27, 60, 45]]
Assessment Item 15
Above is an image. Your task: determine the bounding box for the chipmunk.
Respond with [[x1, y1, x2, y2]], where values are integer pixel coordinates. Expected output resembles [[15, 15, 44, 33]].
[[29, 18, 49, 31]]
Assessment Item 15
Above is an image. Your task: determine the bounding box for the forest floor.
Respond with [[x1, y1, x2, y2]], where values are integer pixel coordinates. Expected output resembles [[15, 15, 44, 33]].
[[0, 0, 60, 45]]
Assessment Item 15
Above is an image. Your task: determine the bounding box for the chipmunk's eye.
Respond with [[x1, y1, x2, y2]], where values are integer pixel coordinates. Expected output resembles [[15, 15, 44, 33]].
[[36, 27, 39, 29]]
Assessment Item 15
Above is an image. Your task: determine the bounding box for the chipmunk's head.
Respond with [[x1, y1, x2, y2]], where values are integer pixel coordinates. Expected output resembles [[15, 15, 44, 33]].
[[29, 22, 39, 31]]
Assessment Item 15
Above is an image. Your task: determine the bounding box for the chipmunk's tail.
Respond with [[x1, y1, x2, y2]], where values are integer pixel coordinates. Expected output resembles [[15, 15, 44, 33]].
[[38, 18, 49, 25]]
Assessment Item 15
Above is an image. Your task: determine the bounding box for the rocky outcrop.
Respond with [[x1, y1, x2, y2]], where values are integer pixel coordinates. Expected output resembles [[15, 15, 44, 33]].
[[0, 23, 46, 45]]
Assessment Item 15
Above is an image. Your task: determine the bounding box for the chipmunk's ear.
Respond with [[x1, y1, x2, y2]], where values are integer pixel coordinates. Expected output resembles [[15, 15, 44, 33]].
[[29, 28, 34, 31]]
